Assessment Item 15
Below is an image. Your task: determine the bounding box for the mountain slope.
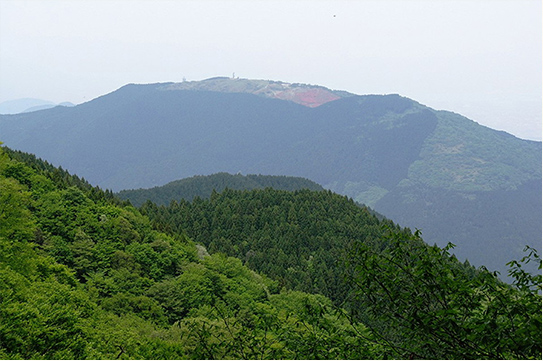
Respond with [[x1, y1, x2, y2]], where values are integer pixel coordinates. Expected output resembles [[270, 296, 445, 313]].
[[138, 187, 400, 303], [117, 172, 324, 207], [0, 78, 540, 275], [138, 185, 542, 359], [0, 146, 380, 360], [2, 146, 540, 359]]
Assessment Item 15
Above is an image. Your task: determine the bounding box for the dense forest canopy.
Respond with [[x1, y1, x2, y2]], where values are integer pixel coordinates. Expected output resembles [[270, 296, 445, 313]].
[[139, 187, 395, 305], [117, 172, 324, 207], [0, 145, 541, 359]]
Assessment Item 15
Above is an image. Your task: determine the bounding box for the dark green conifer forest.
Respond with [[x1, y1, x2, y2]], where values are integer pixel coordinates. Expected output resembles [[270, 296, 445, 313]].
[[117, 172, 324, 207], [0, 145, 541, 359]]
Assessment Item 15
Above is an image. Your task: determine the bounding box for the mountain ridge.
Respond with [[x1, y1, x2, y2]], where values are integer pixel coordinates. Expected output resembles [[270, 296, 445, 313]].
[[158, 77, 350, 107], [117, 172, 325, 207], [0, 98, 75, 114], [0, 78, 540, 276]]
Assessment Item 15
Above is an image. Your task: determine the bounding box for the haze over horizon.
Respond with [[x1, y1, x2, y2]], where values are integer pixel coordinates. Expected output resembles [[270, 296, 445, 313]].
[[0, 0, 541, 140]]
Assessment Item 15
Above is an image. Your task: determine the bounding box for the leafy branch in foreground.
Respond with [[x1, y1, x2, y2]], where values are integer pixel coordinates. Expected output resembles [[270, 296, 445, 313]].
[[345, 228, 542, 360]]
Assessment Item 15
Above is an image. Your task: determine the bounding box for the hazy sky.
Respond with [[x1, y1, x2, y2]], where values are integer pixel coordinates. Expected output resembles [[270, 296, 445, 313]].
[[0, 0, 541, 140]]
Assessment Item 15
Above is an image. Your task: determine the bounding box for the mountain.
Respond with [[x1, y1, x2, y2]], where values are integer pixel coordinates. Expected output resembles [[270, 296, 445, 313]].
[[0, 98, 55, 114], [0, 98, 75, 114], [0, 77, 540, 275], [23, 101, 75, 113], [117, 172, 324, 207]]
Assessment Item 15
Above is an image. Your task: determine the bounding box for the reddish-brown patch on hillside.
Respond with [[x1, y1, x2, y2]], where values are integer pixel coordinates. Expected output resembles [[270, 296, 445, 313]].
[[273, 87, 341, 108]]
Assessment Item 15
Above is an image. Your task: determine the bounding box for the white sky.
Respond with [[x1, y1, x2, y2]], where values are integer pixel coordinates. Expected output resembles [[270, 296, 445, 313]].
[[0, 0, 541, 140]]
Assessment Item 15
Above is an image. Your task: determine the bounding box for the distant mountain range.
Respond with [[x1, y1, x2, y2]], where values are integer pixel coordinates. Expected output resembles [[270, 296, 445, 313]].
[[0, 98, 74, 114], [0, 77, 540, 276]]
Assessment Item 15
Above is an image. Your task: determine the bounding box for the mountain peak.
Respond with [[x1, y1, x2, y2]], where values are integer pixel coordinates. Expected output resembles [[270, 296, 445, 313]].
[[159, 77, 348, 107]]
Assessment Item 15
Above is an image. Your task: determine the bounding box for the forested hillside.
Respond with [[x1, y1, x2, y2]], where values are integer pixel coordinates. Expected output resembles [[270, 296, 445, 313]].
[[139, 187, 542, 359], [0, 145, 541, 359], [1, 78, 539, 276], [0, 146, 377, 359], [139, 188, 394, 304], [117, 172, 323, 207]]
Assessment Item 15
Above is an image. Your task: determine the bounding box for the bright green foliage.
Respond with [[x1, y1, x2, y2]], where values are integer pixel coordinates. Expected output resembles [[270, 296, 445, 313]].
[[169, 267, 377, 359], [346, 228, 542, 359], [0, 150, 93, 358], [0, 178, 34, 242], [268, 291, 378, 359], [0, 269, 92, 359], [0, 146, 378, 359], [410, 111, 541, 192]]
